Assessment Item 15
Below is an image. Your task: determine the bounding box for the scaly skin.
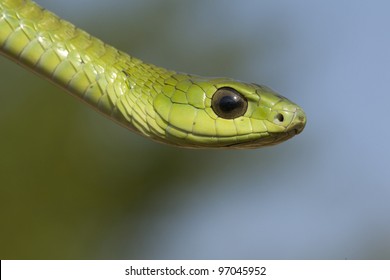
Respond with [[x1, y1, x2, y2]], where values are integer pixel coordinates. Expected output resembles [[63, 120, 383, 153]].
[[0, 0, 306, 148]]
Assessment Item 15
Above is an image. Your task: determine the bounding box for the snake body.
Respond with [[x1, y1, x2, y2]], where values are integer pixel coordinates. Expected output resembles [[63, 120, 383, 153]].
[[0, 0, 306, 148]]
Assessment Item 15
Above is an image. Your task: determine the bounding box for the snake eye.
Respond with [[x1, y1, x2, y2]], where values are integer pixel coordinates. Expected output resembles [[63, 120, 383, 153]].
[[211, 87, 248, 119]]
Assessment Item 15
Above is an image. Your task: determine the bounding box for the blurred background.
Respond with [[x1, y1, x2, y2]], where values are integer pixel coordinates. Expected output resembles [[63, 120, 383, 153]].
[[1, 0, 389, 259]]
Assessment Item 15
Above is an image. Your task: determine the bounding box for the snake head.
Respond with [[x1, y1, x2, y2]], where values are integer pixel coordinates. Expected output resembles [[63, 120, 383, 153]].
[[151, 74, 306, 148]]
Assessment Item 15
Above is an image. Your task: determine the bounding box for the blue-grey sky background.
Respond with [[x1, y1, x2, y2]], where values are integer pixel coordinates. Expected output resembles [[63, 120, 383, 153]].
[[0, 0, 389, 259]]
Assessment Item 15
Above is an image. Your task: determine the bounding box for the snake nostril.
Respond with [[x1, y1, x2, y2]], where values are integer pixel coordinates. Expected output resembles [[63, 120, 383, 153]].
[[274, 113, 284, 123]]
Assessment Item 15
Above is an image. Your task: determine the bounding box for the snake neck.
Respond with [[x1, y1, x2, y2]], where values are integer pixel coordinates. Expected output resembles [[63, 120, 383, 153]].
[[106, 61, 178, 140], [0, 0, 176, 140]]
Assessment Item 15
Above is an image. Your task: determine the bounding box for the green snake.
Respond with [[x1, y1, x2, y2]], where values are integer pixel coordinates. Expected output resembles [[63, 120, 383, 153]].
[[0, 0, 306, 148]]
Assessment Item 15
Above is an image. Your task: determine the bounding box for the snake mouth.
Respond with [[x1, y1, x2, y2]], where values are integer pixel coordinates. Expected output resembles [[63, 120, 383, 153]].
[[163, 105, 306, 149], [237, 109, 306, 148], [225, 130, 297, 149], [228, 112, 307, 148]]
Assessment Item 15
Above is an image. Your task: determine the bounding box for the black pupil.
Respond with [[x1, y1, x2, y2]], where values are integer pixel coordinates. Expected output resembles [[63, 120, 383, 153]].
[[211, 87, 248, 119], [219, 95, 241, 112]]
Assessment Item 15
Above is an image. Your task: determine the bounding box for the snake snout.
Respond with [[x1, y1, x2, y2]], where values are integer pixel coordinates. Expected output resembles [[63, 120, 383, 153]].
[[289, 109, 306, 135]]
